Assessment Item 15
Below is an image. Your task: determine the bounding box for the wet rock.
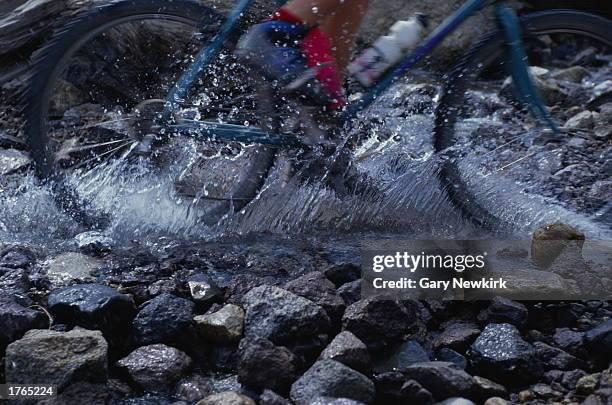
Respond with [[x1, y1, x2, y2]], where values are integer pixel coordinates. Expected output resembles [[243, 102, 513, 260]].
[[432, 322, 480, 352], [319, 331, 371, 373], [435, 398, 475, 405], [308, 398, 366, 405], [5, 329, 107, 389], [175, 374, 213, 402], [38, 381, 110, 405], [132, 293, 195, 345], [48, 283, 135, 333], [187, 273, 223, 304], [436, 348, 467, 370], [290, 359, 375, 405], [483, 398, 507, 405], [194, 304, 244, 343], [323, 263, 361, 288], [75, 231, 114, 255], [197, 391, 255, 405], [565, 111, 597, 130], [576, 373, 600, 395], [551, 66, 590, 83], [0, 131, 26, 149], [0, 267, 29, 297], [337, 280, 361, 305], [477, 297, 527, 328], [259, 389, 291, 405], [237, 337, 298, 393], [533, 341, 586, 371], [552, 328, 584, 355], [0, 245, 35, 268], [342, 297, 416, 350], [117, 344, 192, 393], [403, 361, 475, 400], [468, 323, 540, 385], [584, 319, 612, 359], [241, 285, 331, 344], [530, 383, 562, 400], [373, 340, 429, 373], [43, 252, 102, 288], [224, 274, 266, 304], [0, 149, 30, 175], [400, 379, 434, 404], [531, 222, 585, 269], [472, 376, 507, 400], [284, 271, 346, 322], [0, 293, 48, 347]]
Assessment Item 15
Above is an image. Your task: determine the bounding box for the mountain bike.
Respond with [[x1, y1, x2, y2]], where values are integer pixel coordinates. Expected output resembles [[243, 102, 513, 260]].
[[24, 0, 612, 229]]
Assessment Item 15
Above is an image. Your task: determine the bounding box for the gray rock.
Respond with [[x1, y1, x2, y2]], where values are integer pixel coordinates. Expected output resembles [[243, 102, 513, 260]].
[[290, 360, 375, 405], [319, 331, 371, 373], [436, 348, 467, 370], [241, 285, 331, 344], [468, 323, 540, 385], [259, 389, 291, 405], [403, 361, 475, 400], [434, 398, 475, 405], [47, 283, 135, 333], [37, 381, 110, 405], [373, 340, 429, 373], [132, 293, 195, 345], [237, 337, 298, 393], [323, 263, 361, 288], [284, 271, 346, 322], [187, 274, 223, 303], [0, 293, 48, 347], [0, 245, 35, 269], [196, 391, 255, 405], [432, 323, 480, 352], [564, 111, 597, 130], [553, 328, 584, 355], [551, 66, 590, 83], [477, 297, 528, 327], [117, 344, 192, 392], [43, 252, 102, 288], [342, 297, 416, 350], [175, 374, 213, 403], [533, 341, 586, 371], [5, 328, 108, 390], [308, 397, 366, 405], [194, 304, 244, 343], [75, 231, 114, 255], [337, 280, 361, 306], [483, 398, 507, 405], [585, 319, 612, 359], [0, 131, 26, 150], [0, 149, 31, 175], [472, 376, 507, 400]]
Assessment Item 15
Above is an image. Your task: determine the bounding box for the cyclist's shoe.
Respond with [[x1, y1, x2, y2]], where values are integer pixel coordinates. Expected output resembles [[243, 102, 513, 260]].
[[235, 21, 345, 109]]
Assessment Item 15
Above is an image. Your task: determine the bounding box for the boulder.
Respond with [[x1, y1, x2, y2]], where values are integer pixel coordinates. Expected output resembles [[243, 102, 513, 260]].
[[290, 359, 375, 405], [319, 331, 371, 373], [468, 323, 540, 385], [5, 328, 108, 390], [373, 340, 429, 373], [132, 293, 195, 345], [0, 293, 48, 347], [194, 304, 245, 342], [117, 344, 192, 393], [403, 361, 475, 400], [284, 271, 346, 322], [342, 297, 416, 350], [241, 285, 331, 344], [237, 337, 299, 393], [197, 391, 256, 405]]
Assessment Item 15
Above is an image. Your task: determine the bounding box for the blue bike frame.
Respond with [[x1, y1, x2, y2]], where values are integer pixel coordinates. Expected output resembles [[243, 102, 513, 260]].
[[163, 0, 557, 146]]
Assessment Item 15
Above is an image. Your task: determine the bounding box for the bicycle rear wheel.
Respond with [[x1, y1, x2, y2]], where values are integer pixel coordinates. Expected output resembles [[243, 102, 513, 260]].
[[25, 0, 276, 227], [434, 11, 612, 230]]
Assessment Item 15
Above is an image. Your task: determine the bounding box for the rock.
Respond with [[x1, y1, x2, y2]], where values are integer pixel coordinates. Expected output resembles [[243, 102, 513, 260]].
[[0, 267, 29, 297], [47, 283, 135, 334], [0, 245, 35, 268], [337, 280, 361, 305], [0, 131, 26, 149], [552, 328, 584, 355], [533, 341, 586, 371], [0, 293, 48, 347], [434, 398, 474, 405], [530, 383, 562, 400], [241, 285, 331, 344], [43, 252, 103, 288], [373, 340, 429, 373], [564, 111, 597, 130], [259, 389, 291, 405], [194, 304, 244, 343], [38, 381, 110, 405], [483, 397, 507, 405], [468, 323, 540, 385], [584, 319, 612, 359], [175, 374, 213, 402], [576, 373, 600, 395], [284, 271, 346, 322], [432, 323, 480, 352], [551, 66, 590, 83], [308, 397, 366, 405], [531, 222, 585, 269], [187, 273, 223, 304], [5, 329, 107, 390], [436, 348, 467, 370], [132, 293, 195, 345], [403, 361, 475, 400], [117, 344, 192, 392], [477, 298, 527, 328], [0, 149, 31, 175], [196, 391, 256, 405], [290, 360, 375, 405], [342, 297, 416, 350], [319, 331, 371, 373], [400, 379, 435, 404], [75, 231, 114, 255], [472, 376, 507, 400], [323, 263, 361, 288], [237, 337, 298, 393]]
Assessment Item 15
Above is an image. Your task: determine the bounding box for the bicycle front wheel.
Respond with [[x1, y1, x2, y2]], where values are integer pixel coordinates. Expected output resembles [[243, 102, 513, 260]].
[[434, 10, 612, 230]]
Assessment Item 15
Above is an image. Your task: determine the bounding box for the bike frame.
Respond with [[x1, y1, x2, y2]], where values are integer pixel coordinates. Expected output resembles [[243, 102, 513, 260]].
[[163, 0, 557, 147]]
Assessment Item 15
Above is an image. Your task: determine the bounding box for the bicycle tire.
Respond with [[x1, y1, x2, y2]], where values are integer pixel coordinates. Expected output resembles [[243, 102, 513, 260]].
[[433, 10, 612, 230], [25, 0, 277, 227]]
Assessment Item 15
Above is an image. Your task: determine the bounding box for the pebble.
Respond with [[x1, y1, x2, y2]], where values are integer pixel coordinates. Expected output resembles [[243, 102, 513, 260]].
[[194, 304, 245, 342]]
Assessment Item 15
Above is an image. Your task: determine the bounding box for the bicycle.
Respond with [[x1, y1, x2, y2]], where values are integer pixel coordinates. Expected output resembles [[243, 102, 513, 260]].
[[24, 0, 612, 229]]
